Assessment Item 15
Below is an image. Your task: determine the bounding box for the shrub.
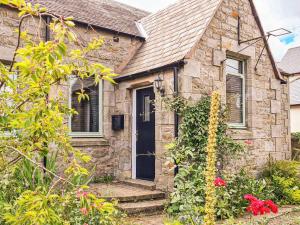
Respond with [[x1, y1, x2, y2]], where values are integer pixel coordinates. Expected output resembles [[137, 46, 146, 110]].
[[262, 160, 300, 205], [165, 96, 244, 223], [215, 170, 276, 219], [2, 188, 125, 225]]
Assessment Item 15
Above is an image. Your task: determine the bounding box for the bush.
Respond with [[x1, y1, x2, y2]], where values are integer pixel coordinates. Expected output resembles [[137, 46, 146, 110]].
[[165, 96, 244, 223], [215, 170, 276, 219], [262, 160, 300, 205], [2, 188, 125, 225], [0, 156, 125, 224]]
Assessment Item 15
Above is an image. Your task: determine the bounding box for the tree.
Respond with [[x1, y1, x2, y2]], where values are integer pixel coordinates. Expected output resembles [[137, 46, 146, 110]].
[[0, 0, 120, 224]]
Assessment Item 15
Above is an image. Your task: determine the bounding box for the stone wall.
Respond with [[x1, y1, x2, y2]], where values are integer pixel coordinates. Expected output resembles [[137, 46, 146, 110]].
[[0, 6, 144, 179], [113, 70, 176, 191], [1, 0, 292, 189], [181, 0, 291, 173]]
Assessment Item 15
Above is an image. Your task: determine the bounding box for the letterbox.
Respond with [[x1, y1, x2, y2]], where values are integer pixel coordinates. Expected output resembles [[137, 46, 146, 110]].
[[112, 115, 124, 131]]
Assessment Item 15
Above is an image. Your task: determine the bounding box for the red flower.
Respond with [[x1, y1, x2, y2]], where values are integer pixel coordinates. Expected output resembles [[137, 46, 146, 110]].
[[76, 190, 88, 198], [244, 194, 278, 216], [214, 177, 226, 187], [264, 200, 279, 214], [80, 207, 89, 216], [244, 194, 258, 202]]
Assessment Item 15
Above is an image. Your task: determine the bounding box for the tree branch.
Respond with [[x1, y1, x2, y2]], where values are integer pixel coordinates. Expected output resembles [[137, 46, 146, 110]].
[[9, 14, 32, 73], [2, 145, 76, 187]]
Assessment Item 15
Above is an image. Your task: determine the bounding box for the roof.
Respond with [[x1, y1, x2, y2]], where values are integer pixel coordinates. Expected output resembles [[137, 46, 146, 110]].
[[290, 78, 300, 105], [120, 0, 284, 82], [33, 0, 149, 37], [120, 0, 222, 76], [279, 46, 300, 74]]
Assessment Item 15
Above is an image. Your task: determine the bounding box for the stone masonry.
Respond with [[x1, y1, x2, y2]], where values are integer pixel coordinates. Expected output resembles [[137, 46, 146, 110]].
[[0, 0, 291, 191], [0, 6, 144, 179]]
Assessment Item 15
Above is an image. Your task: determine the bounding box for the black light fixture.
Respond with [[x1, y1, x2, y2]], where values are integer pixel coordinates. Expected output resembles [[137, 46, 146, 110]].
[[154, 75, 165, 97]]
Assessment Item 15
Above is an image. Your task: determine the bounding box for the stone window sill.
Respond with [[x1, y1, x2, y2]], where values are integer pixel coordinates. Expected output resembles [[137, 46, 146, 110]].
[[228, 128, 253, 140], [71, 137, 109, 147]]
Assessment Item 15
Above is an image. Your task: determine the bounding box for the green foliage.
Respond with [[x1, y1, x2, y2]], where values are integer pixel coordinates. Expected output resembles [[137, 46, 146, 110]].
[[215, 170, 276, 220], [3, 190, 63, 225], [262, 160, 300, 205], [14, 152, 58, 190], [292, 132, 300, 143], [164, 96, 244, 223], [63, 191, 124, 225], [0, 0, 122, 224], [93, 175, 115, 184], [2, 188, 125, 225]]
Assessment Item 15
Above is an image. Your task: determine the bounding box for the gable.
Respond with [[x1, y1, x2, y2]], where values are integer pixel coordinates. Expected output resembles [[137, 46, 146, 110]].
[[120, 0, 222, 77], [120, 0, 283, 82]]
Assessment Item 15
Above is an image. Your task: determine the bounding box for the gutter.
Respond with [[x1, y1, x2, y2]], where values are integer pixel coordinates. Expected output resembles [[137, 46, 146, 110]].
[[173, 66, 179, 138], [115, 60, 185, 82]]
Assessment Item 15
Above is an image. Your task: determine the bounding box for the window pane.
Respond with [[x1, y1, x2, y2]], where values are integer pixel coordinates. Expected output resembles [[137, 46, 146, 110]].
[[226, 58, 243, 74], [226, 74, 243, 124], [71, 77, 99, 132], [143, 95, 151, 122]]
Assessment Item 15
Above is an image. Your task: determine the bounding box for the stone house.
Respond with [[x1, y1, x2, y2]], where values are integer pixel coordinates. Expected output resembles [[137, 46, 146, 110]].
[[0, 0, 291, 190], [279, 46, 300, 133]]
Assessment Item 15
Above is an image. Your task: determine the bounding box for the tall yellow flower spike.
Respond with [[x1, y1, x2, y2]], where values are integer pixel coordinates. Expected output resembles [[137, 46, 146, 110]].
[[204, 91, 220, 225]]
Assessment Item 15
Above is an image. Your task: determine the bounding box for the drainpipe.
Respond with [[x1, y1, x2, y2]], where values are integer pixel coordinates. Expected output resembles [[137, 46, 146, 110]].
[[43, 16, 51, 171], [173, 66, 179, 138], [173, 66, 179, 175]]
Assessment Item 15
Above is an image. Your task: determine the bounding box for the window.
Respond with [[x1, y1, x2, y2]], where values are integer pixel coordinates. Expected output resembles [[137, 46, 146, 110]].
[[226, 58, 246, 127], [69, 76, 102, 136], [143, 95, 151, 122]]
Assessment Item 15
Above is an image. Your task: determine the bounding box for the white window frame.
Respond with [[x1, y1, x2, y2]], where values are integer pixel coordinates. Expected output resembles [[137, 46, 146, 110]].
[[226, 58, 246, 128], [68, 78, 103, 137]]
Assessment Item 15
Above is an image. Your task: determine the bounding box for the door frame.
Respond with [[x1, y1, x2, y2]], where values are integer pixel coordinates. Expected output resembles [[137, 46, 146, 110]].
[[131, 85, 154, 180]]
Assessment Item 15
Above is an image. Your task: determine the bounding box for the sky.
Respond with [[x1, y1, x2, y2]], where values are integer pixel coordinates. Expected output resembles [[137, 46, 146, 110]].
[[117, 0, 300, 62]]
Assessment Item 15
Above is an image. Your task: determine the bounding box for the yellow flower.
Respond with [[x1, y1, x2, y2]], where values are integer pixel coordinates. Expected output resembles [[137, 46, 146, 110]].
[[204, 91, 220, 225]]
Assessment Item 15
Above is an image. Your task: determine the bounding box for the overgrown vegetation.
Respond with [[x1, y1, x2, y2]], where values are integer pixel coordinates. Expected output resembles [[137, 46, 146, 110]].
[[164, 96, 298, 224], [292, 133, 300, 160], [262, 160, 300, 205], [0, 0, 122, 224], [164, 96, 244, 223]]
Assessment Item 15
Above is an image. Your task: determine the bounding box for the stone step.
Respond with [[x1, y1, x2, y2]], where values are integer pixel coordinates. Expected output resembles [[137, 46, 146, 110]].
[[90, 183, 165, 203], [118, 199, 166, 215], [121, 179, 156, 191], [104, 191, 165, 203]]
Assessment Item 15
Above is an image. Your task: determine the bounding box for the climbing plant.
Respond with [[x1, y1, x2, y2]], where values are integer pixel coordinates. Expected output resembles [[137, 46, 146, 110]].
[[164, 95, 244, 224]]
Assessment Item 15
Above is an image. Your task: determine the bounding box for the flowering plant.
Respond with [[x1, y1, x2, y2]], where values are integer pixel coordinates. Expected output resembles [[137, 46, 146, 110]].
[[214, 178, 226, 187], [244, 194, 278, 216]]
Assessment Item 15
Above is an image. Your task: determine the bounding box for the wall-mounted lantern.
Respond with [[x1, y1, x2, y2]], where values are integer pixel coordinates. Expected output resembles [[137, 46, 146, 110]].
[[154, 75, 165, 97]]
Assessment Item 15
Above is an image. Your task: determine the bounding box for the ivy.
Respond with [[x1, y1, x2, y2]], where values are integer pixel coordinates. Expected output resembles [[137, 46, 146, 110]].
[[164, 96, 244, 223]]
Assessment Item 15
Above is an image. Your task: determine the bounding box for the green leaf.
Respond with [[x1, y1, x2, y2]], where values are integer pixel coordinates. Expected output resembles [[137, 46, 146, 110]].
[[48, 54, 55, 65]]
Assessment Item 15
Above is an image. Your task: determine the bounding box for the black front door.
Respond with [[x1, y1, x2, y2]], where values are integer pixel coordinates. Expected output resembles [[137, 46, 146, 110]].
[[136, 87, 155, 181]]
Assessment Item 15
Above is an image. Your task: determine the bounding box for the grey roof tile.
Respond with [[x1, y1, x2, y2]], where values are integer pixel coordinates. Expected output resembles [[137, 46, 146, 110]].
[[279, 46, 300, 74], [32, 0, 149, 37], [290, 79, 300, 105], [120, 0, 222, 76]]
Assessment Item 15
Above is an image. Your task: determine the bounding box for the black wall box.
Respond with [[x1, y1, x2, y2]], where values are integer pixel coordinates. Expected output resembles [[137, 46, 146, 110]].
[[112, 115, 124, 131]]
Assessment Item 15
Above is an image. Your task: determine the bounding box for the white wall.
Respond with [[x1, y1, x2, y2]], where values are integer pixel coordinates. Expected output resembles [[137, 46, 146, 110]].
[[291, 105, 300, 133]]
